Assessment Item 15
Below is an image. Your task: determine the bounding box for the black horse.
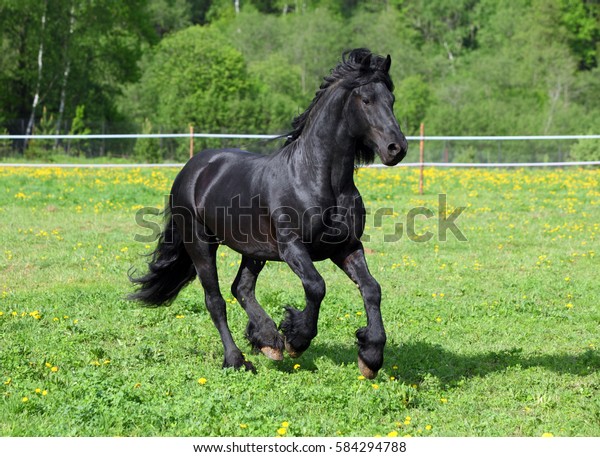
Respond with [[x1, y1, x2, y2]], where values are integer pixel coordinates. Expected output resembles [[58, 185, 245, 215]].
[[130, 48, 408, 378]]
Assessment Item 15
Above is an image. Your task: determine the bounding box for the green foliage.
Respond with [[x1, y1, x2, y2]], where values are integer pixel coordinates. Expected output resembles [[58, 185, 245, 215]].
[[395, 75, 431, 135], [133, 118, 163, 163], [559, 0, 600, 69], [24, 107, 55, 161], [147, 0, 192, 37], [1, 0, 600, 161], [569, 135, 600, 161], [129, 25, 266, 152], [65, 105, 91, 157], [0, 128, 11, 157]]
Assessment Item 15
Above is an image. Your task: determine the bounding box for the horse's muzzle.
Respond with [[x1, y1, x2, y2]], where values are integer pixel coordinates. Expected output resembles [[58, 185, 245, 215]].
[[379, 135, 408, 166]]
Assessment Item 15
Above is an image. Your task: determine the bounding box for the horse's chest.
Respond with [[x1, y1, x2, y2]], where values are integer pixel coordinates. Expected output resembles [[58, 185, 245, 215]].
[[302, 199, 363, 248]]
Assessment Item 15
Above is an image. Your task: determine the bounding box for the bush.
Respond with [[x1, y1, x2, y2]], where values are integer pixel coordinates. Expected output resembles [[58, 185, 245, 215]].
[[569, 135, 600, 161], [133, 118, 163, 163]]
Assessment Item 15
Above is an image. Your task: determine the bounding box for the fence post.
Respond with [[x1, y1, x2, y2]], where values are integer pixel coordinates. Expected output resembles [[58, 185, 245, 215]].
[[189, 124, 194, 159], [419, 122, 425, 195]]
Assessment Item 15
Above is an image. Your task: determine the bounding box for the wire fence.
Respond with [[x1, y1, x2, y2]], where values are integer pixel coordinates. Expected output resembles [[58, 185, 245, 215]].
[[1, 133, 599, 166]]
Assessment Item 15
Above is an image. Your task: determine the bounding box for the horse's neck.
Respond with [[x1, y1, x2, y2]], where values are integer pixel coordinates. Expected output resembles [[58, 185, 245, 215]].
[[292, 91, 357, 195]]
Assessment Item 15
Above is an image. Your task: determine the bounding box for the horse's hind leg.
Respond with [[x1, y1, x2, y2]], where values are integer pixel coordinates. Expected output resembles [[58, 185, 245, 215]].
[[186, 241, 254, 372], [231, 256, 284, 361]]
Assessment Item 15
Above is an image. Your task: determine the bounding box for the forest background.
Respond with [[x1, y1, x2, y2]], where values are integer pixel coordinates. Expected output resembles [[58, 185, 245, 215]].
[[1, 0, 599, 162]]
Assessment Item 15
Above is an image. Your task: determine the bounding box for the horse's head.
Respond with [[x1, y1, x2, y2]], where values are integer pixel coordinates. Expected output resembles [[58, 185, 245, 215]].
[[344, 51, 408, 166]]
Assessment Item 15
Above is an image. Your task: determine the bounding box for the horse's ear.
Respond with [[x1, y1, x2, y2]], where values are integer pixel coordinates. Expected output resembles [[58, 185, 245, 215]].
[[383, 55, 391, 73], [360, 53, 372, 71]]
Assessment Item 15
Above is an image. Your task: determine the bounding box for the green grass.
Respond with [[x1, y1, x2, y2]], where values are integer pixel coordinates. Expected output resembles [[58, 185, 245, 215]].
[[0, 165, 598, 437]]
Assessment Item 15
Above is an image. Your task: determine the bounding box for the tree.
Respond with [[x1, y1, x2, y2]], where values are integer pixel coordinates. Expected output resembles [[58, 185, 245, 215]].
[[395, 75, 432, 135], [559, 0, 600, 70], [123, 25, 268, 156], [0, 0, 155, 141]]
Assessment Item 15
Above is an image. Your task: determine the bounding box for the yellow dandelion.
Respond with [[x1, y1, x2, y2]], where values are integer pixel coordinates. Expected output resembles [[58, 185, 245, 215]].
[[425, 425, 432, 431], [198, 378, 207, 385], [542, 432, 554, 438], [51, 366, 58, 372], [3, 378, 11, 385], [239, 424, 248, 429], [42, 390, 48, 396], [293, 364, 301, 370], [35, 388, 41, 394], [175, 315, 185, 319], [387, 430, 399, 437], [277, 427, 287, 436], [440, 397, 448, 403], [22, 397, 29, 402], [281, 421, 289, 428], [372, 384, 380, 390], [358, 375, 366, 380], [565, 303, 573, 309], [134, 383, 142, 389]]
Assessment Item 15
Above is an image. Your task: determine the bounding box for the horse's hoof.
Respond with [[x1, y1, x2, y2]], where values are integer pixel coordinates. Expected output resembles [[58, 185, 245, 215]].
[[358, 356, 378, 379], [261, 346, 284, 361], [284, 339, 303, 359], [243, 360, 257, 373]]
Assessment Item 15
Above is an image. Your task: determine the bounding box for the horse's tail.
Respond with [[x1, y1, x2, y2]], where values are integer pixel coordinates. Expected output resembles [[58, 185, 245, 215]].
[[128, 211, 196, 307]]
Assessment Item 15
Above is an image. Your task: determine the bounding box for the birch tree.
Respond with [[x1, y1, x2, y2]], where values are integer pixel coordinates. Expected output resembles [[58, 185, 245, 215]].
[[23, 0, 47, 149], [54, 1, 76, 143]]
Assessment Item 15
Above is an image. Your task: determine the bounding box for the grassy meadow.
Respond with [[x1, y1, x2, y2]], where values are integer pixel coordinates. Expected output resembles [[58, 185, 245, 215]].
[[0, 164, 598, 437]]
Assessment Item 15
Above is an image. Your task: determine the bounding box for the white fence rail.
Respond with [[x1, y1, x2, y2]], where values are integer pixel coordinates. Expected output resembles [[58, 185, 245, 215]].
[[2, 133, 600, 141], [2, 161, 600, 168]]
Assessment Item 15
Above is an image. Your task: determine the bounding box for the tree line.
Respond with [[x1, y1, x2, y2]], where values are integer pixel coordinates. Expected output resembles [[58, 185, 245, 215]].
[[1, 0, 599, 161]]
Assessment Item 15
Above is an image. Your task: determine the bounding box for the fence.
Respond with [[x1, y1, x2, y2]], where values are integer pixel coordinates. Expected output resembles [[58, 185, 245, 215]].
[[1, 132, 600, 166]]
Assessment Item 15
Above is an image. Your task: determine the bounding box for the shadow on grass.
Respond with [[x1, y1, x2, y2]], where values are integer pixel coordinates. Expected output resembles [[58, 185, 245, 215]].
[[298, 340, 599, 385]]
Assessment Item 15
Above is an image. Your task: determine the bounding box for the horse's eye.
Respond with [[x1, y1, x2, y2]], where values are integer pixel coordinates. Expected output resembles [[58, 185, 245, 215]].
[[362, 97, 371, 105]]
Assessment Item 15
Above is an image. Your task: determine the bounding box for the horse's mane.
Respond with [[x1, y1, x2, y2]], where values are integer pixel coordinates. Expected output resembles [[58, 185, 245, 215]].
[[284, 48, 394, 164]]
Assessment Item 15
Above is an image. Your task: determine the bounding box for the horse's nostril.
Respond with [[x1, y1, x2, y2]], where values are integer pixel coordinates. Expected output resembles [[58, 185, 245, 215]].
[[387, 143, 400, 153]]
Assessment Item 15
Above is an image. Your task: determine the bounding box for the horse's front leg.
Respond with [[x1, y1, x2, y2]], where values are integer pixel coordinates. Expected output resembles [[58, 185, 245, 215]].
[[278, 242, 326, 358], [332, 245, 386, 379]]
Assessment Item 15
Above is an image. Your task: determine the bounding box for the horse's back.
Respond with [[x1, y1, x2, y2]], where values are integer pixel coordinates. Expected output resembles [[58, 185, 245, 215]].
[[172, 148, 266, 205]]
